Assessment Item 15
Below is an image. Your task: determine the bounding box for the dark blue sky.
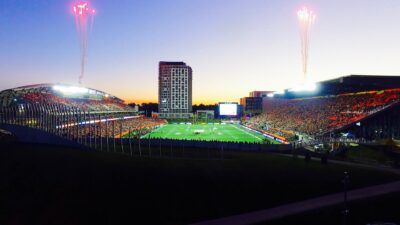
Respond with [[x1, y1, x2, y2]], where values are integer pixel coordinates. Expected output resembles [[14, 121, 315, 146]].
[[1, 0, 400, 103]]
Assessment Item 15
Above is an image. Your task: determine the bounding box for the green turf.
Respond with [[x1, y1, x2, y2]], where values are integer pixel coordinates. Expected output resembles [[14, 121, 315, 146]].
[[137, 123, 280, 144]]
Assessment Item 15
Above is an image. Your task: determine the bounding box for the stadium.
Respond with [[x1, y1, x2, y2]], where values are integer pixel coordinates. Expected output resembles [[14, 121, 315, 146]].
[[1, 79, 400, 225], [1, 76, 400, 151], [244, 75, 400, 145], [0, 84, 166, 149], [4, 2, 400, 224], [0, 83, 281, 153]]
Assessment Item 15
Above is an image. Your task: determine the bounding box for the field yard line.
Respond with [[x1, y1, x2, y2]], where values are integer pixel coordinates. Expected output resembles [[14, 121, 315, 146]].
[[143, 125, 164, 138], [225, 125, 238, 141], [230, 124, 262, 141], [185, 125, 191, 134]]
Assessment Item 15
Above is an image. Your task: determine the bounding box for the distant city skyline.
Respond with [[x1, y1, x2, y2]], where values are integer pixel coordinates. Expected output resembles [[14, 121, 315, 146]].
[[1, 0, 400, 104]]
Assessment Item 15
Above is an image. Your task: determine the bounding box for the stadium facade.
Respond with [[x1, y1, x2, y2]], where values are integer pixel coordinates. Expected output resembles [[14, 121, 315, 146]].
[[0, 83, 126, 109], [278, 75, 400, 99], [240, 97, 263, 115], [246, 75, 400, 143], [249, 91, 273, 98], [158, 61, 193, 118], [0, 83, 165, 149], [240, 91, 272, 116]]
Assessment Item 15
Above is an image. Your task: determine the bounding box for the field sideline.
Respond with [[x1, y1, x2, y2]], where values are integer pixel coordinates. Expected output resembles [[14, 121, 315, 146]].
[[137, 123, 280, 144]]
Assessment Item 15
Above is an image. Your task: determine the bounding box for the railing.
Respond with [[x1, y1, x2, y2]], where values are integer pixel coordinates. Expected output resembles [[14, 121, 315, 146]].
[[0, 103, 142, 149], [0, 103, 293, 159]]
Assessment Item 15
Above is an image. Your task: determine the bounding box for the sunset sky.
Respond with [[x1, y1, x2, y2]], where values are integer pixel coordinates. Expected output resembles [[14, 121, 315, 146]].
[[1, 0, 400, 104]]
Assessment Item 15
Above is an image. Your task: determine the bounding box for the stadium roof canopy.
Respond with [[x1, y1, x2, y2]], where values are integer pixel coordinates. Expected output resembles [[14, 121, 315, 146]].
[[322, 74, 400, 85], [274, 75, 400, 99], [0, 83, 124, 108]]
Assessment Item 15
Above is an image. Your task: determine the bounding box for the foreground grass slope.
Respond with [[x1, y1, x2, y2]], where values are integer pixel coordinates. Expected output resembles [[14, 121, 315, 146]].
[[0, 142, 398, 225]]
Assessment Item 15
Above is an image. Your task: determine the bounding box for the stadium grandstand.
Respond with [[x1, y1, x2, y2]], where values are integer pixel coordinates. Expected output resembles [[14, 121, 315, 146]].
[[244, 75, 400, 143], [0, 84, 166, 149]]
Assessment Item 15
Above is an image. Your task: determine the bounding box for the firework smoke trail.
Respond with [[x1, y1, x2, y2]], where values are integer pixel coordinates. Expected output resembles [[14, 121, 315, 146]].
[[297, 7, 316, 81], [73, 2, 95, 85]]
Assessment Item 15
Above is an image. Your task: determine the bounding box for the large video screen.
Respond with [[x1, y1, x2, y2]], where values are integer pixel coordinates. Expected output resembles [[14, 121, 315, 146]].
[[219, 103, 238, 116]]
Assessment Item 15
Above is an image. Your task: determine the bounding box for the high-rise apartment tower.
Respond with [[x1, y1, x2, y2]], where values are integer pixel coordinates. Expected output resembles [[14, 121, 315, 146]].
[[158, 61, 192, 118]]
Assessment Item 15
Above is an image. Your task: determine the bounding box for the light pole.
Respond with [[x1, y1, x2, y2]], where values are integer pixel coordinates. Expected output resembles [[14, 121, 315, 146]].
[[342, 171, 350, 225], [148, 132, 151, 157], [129, 127, 132, 157]]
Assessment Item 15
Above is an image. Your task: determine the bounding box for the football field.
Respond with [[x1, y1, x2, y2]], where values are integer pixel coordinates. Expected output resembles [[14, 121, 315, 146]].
[[140, 123, 280, 144]]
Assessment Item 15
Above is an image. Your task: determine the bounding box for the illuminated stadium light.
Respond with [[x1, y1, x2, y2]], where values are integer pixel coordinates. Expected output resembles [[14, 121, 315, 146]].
[[53, 85, 89, 94], [288, 82, 317, 92], [269, 90, 285, 97]]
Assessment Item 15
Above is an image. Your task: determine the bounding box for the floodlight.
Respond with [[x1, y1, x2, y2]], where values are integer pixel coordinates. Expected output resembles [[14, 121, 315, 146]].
[[53, 85, 89, 94]]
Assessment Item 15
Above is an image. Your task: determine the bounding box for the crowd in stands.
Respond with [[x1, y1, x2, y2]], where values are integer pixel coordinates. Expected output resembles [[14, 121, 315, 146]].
[[73, 117, 167, 139], [21, 92, 131, 112], [245, 89, 400, 139]]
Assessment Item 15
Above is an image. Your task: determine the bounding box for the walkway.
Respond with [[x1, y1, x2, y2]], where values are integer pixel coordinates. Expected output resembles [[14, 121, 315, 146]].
[[190, 181, 400, 225], [280, 152, 400, 176]]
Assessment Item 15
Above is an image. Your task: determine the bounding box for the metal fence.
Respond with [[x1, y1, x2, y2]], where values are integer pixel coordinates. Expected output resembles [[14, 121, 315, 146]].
[[0, 103, 143, 149], [0, 103, 292, 159]]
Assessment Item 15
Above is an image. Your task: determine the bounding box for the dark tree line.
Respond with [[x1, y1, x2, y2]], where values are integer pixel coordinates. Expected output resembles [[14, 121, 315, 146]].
[[128, 103, 219, 118]]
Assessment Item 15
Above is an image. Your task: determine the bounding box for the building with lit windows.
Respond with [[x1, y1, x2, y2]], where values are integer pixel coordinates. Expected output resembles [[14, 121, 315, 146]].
[[249, 91, 274, 98], [158, 61, 193, 118], [240, 97, 263, 116]]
